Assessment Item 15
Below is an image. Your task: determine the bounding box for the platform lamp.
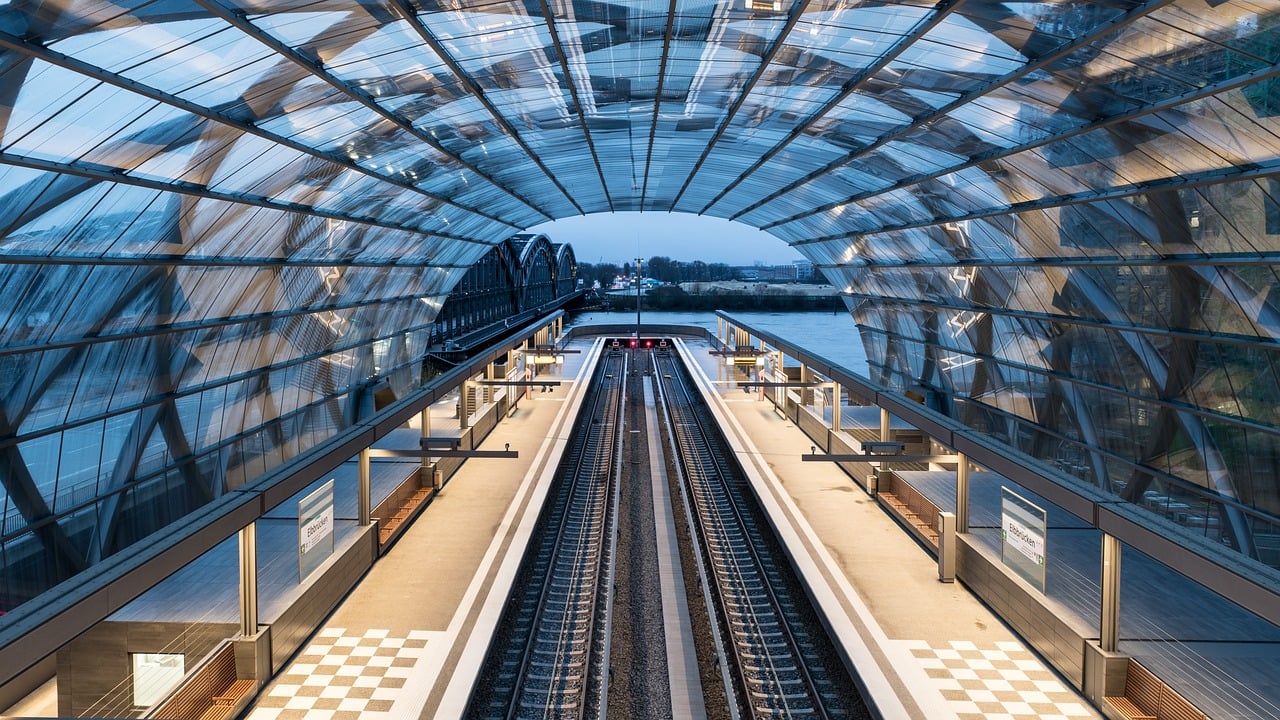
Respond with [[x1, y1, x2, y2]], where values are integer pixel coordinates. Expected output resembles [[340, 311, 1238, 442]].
[[635, 256, 643, 372]]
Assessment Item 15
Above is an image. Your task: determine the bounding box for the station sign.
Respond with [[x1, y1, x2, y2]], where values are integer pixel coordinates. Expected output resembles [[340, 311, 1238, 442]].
[[299, 479, 335, 581], [1000, 486, 1047, 593]]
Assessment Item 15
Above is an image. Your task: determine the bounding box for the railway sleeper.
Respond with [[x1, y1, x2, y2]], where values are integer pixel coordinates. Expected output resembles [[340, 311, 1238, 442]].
[[517, 695, 583, 711], [734, 638, 791, 654], [745, 671, 807, 684], [546, 581, 596, 596], [731, 614, 782, 629], [752, 704, 820, 718], [541, 595, 594, 610], [749, 689, 818, 703], [532, 625, 589, 642], [531, 642, 589, 657], [720, 588, 769, 604], [549, 567, 598, 584], [742, 662, 799, 675], [523, 669, 585, 683], [733, 625, 785, 639]]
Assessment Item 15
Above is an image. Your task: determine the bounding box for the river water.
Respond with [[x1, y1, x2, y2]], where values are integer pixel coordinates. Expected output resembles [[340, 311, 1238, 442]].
[[565, 310, 870, 377]]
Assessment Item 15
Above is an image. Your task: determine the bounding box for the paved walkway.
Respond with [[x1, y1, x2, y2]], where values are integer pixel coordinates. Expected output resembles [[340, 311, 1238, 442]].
[[676, 337, 1100, 720], [244, 338, 603, 720], [242, 333, 1102, 720]]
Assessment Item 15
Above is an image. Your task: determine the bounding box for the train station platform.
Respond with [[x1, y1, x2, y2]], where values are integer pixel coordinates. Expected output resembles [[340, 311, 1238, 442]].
[[235, 331, 1109, 720], [675, 337, 1103, 720], [676, 327, 1280, 720], [229, 337, 603, 720], [7, 322, 1274, 720]]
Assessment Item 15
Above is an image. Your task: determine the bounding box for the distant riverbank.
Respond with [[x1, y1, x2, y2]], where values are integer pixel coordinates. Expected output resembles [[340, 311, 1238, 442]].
[[566, 310, 869, 375], [595, 284, 843, 312]]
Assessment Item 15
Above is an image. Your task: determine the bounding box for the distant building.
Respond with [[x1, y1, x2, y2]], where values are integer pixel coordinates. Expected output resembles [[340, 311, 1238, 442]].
[[734, 264, 798, 282], [793, 259, 816, 282]]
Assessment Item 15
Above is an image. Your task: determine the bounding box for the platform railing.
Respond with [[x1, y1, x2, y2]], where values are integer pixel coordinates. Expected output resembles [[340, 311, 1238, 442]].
[[714, 310, 1280, 633], [0, 310, 570, 691]]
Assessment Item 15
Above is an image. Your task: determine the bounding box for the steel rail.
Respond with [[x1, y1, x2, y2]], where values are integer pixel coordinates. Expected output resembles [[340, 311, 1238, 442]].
[[655, 352, 831, 719], [505, 350, 625, 719]]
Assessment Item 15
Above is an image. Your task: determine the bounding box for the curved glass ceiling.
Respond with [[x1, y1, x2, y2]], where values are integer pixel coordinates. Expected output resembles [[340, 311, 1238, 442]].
[[2, 0, 1280, 616]]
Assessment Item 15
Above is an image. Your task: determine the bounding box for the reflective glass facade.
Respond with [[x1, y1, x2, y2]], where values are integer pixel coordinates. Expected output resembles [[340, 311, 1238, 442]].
[[1, 0, 1279, 616]]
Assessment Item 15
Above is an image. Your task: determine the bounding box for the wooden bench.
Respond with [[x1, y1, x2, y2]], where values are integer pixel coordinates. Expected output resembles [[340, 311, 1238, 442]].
[[196, 678, 255, 720], [1104, 659, 1207, 720], [1105, 695, 1155, 720], [379, 487, 431, 544], [151, 642, 258, 720], [212, 678, 256, 705], [878, 474, 941, 549]]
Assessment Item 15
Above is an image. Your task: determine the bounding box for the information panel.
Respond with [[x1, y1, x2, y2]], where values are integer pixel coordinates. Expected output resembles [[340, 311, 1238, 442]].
[[298, 479, 335, 581], [1001, 486, 1047, 593]]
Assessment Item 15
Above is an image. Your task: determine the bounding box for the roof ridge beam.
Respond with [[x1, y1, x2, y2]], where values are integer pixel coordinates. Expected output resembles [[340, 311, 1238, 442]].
[[697, 0, 966, 215], [639, 0, 680, 208], [535, 0, 614, 211]]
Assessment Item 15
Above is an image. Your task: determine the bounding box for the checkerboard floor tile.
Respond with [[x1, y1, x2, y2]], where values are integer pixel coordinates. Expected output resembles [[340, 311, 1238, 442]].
[[246, 628, 433, 720], [905, 640, 1099, 720]]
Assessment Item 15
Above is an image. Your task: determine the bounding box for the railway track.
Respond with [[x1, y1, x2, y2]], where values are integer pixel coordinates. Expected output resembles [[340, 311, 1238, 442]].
[[470, 349, 626, 720], [472, 342, 864, 720], [654, 347, 861, 720]]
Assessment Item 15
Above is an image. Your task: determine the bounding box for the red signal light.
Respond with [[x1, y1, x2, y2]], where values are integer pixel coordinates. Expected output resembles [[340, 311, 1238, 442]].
[[630, 339, 636, 348], [645, 340, 652, 348]]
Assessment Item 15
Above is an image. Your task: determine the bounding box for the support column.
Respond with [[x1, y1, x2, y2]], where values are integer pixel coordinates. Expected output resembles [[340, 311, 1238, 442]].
[[238, 523, 257, 637], [420, 407, 432, 473], [460, 379, 473, 429], [358, 448, 371, 527], [831, 382, 842, 432], [880, 407, 890, 442], [484, 363, 497, 405], [1101, 533, 1121, 652], [956, 453, 970, 533]]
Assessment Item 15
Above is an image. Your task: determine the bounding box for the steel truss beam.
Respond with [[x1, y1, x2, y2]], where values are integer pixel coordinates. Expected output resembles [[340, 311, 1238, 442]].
[[854, 322, 1280, 443], [793, 159, 1280, 246], [814, 252, 1280, 270], [0, 31, 520, 232], [0, 151, 490, 245], [0, 310, 440, 453], [533, 0, 614, 211], [387, 0, 583, 215], [0, 254, 470, 269], [724, 0, 1177, 221], [694, 0, 964, 214], [188, 0, 554, 220], [0, 311, 567, 688], [668, 0, 815, 208], [760, 62, 1280, 230], [639, 0, 680, 209], [714, 312, 1280, 628], [841, 290, 1280, 353], [0, 289, 450, 359]]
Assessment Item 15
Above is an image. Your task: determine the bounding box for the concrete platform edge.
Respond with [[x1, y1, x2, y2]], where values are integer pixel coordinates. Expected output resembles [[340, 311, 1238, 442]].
[[673, 338, 937, 720], [425, 337, 606, 718]]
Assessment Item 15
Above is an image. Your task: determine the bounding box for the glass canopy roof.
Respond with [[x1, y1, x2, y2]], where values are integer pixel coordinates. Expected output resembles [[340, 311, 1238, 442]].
[[2, 0, 1280, 618]]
